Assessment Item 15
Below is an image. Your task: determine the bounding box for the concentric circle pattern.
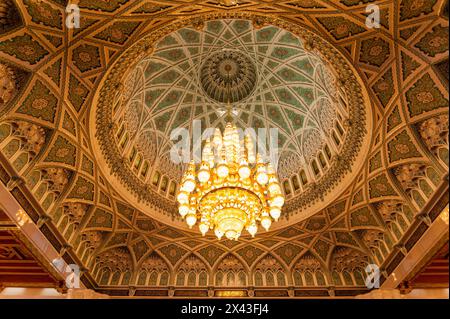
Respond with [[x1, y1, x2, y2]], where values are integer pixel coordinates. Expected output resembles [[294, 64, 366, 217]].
[[200, 50, 257, 103]]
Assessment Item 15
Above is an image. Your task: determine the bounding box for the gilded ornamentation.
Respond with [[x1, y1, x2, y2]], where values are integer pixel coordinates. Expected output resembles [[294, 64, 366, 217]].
[[0, 63, 15, 107], [46, 168, 70, 191], [94, 14, 369, 224], [255, 254, 284, 272], [23, 0, 62, 29], [0, 34, 48, 65], [0, 0, 447, 295], [405, 73, 448, 117], [294, 254, 322, 272], [331, 247, 368, 272], [18, 80, 58, 123], [64, 202, 89, 225], [96, 248, 132, 272], [82, 231, 103, 250], [418, 115, 449, 162], [12, 121, 46, 155], [141, 254, 169, 272]]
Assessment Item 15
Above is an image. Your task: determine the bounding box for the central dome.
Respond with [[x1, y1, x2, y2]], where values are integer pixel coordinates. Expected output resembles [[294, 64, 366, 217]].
[[92, 17, 371, 230], [200, 50, 257, 103]]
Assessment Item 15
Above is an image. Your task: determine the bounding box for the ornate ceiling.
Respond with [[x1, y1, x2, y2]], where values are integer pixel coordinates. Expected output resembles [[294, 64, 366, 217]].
[[0, 0, 448, 297], [94, 17, 370, 228]]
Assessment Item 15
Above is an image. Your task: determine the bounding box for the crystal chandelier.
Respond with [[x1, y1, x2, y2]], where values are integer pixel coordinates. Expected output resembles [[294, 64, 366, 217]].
[[176, 121, 284, 240]]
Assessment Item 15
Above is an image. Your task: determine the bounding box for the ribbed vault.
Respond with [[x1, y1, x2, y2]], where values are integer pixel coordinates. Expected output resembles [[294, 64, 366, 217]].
[[0, 0, 448, 297]]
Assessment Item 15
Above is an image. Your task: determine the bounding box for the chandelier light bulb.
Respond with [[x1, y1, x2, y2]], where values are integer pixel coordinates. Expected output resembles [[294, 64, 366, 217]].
[[247, 224, 258, 237], [261, 216, 272, 231], [186, 214, 197, 228], [177, 191, 189, 204], [270, 207, 281, 221], [215, 229, 224, 240], [179, 205, 189, 217], [238, 164, 251, 179], [183, 178, 196, 193], [198, 170, 210, 183], [225, 230, 238, 240], [198, 164, 210, 183], [199, 223, 209, 236], [256, 171, 269, 185], [272, 195, 285, 207], [176, 121, 285, 241], [269, 183, 281, 195], [217, 162, 229, 178], [268, 178, 281, 194]]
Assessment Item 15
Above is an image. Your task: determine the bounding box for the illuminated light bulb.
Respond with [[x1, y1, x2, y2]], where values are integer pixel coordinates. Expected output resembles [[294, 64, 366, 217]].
[[183, 178, 196, 193], [186, 214, 197, 228], [270, 207, 281, 221], [269, 183, 281, 195], [198, 163, 210, 183], [198, 170, 210, 183], [261, 216, 272, 231], [256, 171, 269, 185], [179, 205, 189, 217], [268, 177, 281, 194], [247, 224, 258, 237], [199, 223, 209, 236], [255, 156, 269, 185], [225, 230, 237, 241], [177, 191, 189, 204], [217, 162, 229, 178], [238, 164, 251, 179], [215, 229, 224, 240], [176, 122, 285, 241], [272, 195, 285, 207]]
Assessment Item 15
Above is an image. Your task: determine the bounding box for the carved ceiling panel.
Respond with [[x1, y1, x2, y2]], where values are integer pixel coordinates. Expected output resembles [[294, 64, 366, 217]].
[[0, 0, 448, 296]]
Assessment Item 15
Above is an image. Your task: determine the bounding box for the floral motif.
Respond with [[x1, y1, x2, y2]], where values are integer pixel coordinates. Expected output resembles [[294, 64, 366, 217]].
[[406, 73, 448, 117], [415, 25, 449, 57], [0, 34, 48, 65]]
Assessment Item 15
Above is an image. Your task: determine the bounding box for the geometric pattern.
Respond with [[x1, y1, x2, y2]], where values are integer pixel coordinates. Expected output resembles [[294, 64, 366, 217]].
[[0, 0, 448, 296], [95, 17, 370, 226]]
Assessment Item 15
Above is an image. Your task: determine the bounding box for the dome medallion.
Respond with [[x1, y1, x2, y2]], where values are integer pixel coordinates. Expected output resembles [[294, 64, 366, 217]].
[[200, 50, 257, 103]]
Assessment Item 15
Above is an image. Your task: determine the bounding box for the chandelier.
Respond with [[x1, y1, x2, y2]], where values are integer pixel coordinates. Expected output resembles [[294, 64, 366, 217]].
[[176, 121, 285, 240]]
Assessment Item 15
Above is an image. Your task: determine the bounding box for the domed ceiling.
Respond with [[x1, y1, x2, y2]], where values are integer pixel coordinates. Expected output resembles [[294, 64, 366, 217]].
[[0, 0, 448, 297], [93, 18, 370, 228]]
